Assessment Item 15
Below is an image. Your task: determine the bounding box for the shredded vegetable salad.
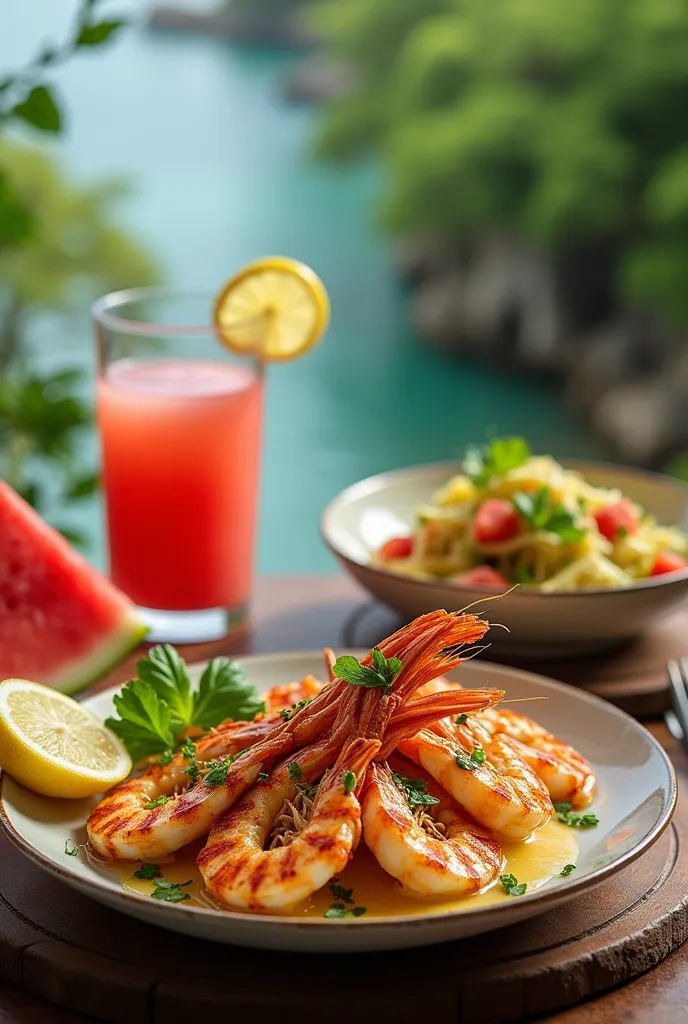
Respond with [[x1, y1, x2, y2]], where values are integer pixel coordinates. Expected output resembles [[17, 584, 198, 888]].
[[375, 439, 688, 591]]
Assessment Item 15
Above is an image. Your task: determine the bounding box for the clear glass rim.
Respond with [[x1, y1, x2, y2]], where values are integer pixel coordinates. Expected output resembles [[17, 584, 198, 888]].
[[91, 286, 218, 338]]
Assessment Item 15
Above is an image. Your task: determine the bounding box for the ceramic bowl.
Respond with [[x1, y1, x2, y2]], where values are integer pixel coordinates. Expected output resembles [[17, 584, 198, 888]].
[[322, 460, 688, 656]]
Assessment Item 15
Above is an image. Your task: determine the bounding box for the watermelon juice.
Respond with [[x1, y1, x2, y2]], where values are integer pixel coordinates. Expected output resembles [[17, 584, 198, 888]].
[[97, 360, 263, 618]]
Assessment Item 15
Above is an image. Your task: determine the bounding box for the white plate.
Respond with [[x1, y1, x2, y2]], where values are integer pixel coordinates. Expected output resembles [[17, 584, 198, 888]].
[[0, 652, 676, 952], [322, 459, 688, 655]]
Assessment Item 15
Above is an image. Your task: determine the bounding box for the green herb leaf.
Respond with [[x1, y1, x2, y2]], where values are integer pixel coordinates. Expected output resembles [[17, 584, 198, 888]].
[[513, 565, 536, 585], [144, 795, 170, 810], [257, 771, 269, 783], [351, 906, 367, 917], [560, 863, 576, 876], [553, 802, 599, 828], [134, 863, 161, 880], [105, 679, 177, 762], [500, 873, 527, 896], [278, 697, 312, 722], [192, 657, 265, 729], [137, 645, 194, 733], [324, 903, 348, 919], [329, 881, 354, 904], [342, 770, 356, 794], [11, 85, 61, 133], [297, 783, 319, 800], [455, 748, 487, 771], [512, 488, 587, 544], [390, 770, 441, 809], [64, 839, 78, 857], [76, 19, 126, 47], [159, 749, 173, 767], [204, 757, 232, 787], [463, 437, 531, 487], [287, 762, 303, 782], [149, 879, 193, 903], [332, 650, 402, 692], [455, 713, 469, 725], [180, 738, 200, 785]]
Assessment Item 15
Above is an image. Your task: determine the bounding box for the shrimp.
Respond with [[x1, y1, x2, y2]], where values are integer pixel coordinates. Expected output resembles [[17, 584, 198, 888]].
[[474, 706, 596, 808], [198, 735, 379, 911], [415, 677, 596, 809], [362, 762, 504, 897], [397, 713, 553, 841], [88, 609, 499, 861]]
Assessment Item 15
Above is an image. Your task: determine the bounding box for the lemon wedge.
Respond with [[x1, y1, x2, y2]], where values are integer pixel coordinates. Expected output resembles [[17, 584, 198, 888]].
[[0, 679, 131, 798], [213, 256, 330, 360]]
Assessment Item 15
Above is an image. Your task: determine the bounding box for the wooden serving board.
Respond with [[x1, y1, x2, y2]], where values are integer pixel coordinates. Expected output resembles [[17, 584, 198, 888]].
[[1, 823, 687, 1024], [342, 601, 687, 719]]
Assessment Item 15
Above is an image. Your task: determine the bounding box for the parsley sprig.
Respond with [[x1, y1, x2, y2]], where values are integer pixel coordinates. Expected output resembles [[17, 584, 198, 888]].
[[105, 645, 265, 762], [553, 802, 599, 828], [512, 488, 587, 544], [455, 747, 487, 771], [149, 879, 193, 903], [500, 873, 527, 896], [390, 770, 440, 809], [134, 863, 161, 880], [560, 863, 576, 876], [332, 648, 402, 692], [463, 437, 531, 487], [279, 698, 312, 722], [324, 879, 366, 919]]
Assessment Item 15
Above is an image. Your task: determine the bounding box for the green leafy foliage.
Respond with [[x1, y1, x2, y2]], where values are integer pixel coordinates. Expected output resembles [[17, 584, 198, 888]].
[[149, 879, 193, 903], [512, 488, 587, 544], [560, 863, 576, 877], [390, 769, 440, 809], [455, 747, 487, 771], [500, 873, 527, 896], [553, 802, 599, 828], [134, 863, 161, 880], [332, 649, 403, 692], [312, 0, 688, 327], [342, 770, 356, 794], [105, 648, 264, 762], [462, 437, 531, 487]]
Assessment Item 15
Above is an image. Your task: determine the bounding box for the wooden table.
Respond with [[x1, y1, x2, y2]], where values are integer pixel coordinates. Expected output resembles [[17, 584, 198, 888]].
[[1, 574, 687, 1024]]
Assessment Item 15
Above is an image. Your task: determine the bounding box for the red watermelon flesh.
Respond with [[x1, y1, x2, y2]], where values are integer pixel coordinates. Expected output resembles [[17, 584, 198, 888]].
[[0, 482, 147, 693]]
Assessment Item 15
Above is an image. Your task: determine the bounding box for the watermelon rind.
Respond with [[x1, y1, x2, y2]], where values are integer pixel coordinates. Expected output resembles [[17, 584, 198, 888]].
[[45, 615, 149, 695]]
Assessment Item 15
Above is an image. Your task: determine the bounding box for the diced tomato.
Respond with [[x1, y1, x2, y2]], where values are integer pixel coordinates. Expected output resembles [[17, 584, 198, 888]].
[[473, 499, 520, 544], [592, 500, 639, 542], [378, 536, 413, 561], [455, 565, 510, 588], [650, 549, 688, 576]]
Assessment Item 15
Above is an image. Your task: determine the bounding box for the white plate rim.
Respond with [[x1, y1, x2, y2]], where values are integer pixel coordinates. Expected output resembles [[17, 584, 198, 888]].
[[0, 653, 678, 937]]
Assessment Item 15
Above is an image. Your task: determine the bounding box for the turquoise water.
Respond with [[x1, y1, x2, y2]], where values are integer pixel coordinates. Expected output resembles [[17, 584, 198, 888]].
[[2, 2, 608, 574]]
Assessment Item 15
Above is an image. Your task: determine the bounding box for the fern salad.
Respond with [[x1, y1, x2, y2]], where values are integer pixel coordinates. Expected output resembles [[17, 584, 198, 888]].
[[375, 439, 688, 592]]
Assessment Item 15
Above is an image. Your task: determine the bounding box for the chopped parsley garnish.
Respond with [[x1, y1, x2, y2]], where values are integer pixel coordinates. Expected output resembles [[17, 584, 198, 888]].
[[257, 771, 270, 783], [105, 646, 265, 762], [298, 783, 319, 800], [159, 749, 173, 767], [329, 881, 354, 904], [278, 698, 312, 722], [204, 757, 232, 787], [500, 873, 527, 896], [64, 840, 79, 857], [351, 906, 367, 917], [553, 802, 599, 828], [324, 903, 348, 919], [616, 526, 629, 540], [149, 879, 193, 903], [512, 488, 587, 544], [455, 747, 487, 771], [134, 862, 161, 880], [181, 738, 200, 785], [390, 770, 440, 809], [287, 762, 303, 782], [332, 648, 402, 693], [455, 713, 469, 725], [342, 770, 356, 794], [560, 864, 576, 877], [463, 436, 531, 487], [144, 794, 170, 810]]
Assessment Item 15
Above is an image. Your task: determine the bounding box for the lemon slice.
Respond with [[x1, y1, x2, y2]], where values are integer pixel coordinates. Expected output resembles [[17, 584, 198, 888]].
[[213, 256, 330, 360], [0, 679, 131, 798]]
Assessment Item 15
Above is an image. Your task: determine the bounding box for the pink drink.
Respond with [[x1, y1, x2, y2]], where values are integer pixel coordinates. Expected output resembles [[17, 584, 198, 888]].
[[97, 360, 263, 612]]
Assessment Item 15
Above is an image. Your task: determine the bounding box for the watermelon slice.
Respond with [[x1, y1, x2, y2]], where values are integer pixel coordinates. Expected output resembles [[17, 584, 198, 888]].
[[0, 482, 147, 693]]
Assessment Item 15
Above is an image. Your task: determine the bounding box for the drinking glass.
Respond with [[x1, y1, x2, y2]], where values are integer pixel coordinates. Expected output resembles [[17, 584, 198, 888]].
[[93, 288, 264, 643]]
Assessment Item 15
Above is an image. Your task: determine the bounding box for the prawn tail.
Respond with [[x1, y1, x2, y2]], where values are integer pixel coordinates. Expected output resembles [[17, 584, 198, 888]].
[[378, 689, 504, 760]]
